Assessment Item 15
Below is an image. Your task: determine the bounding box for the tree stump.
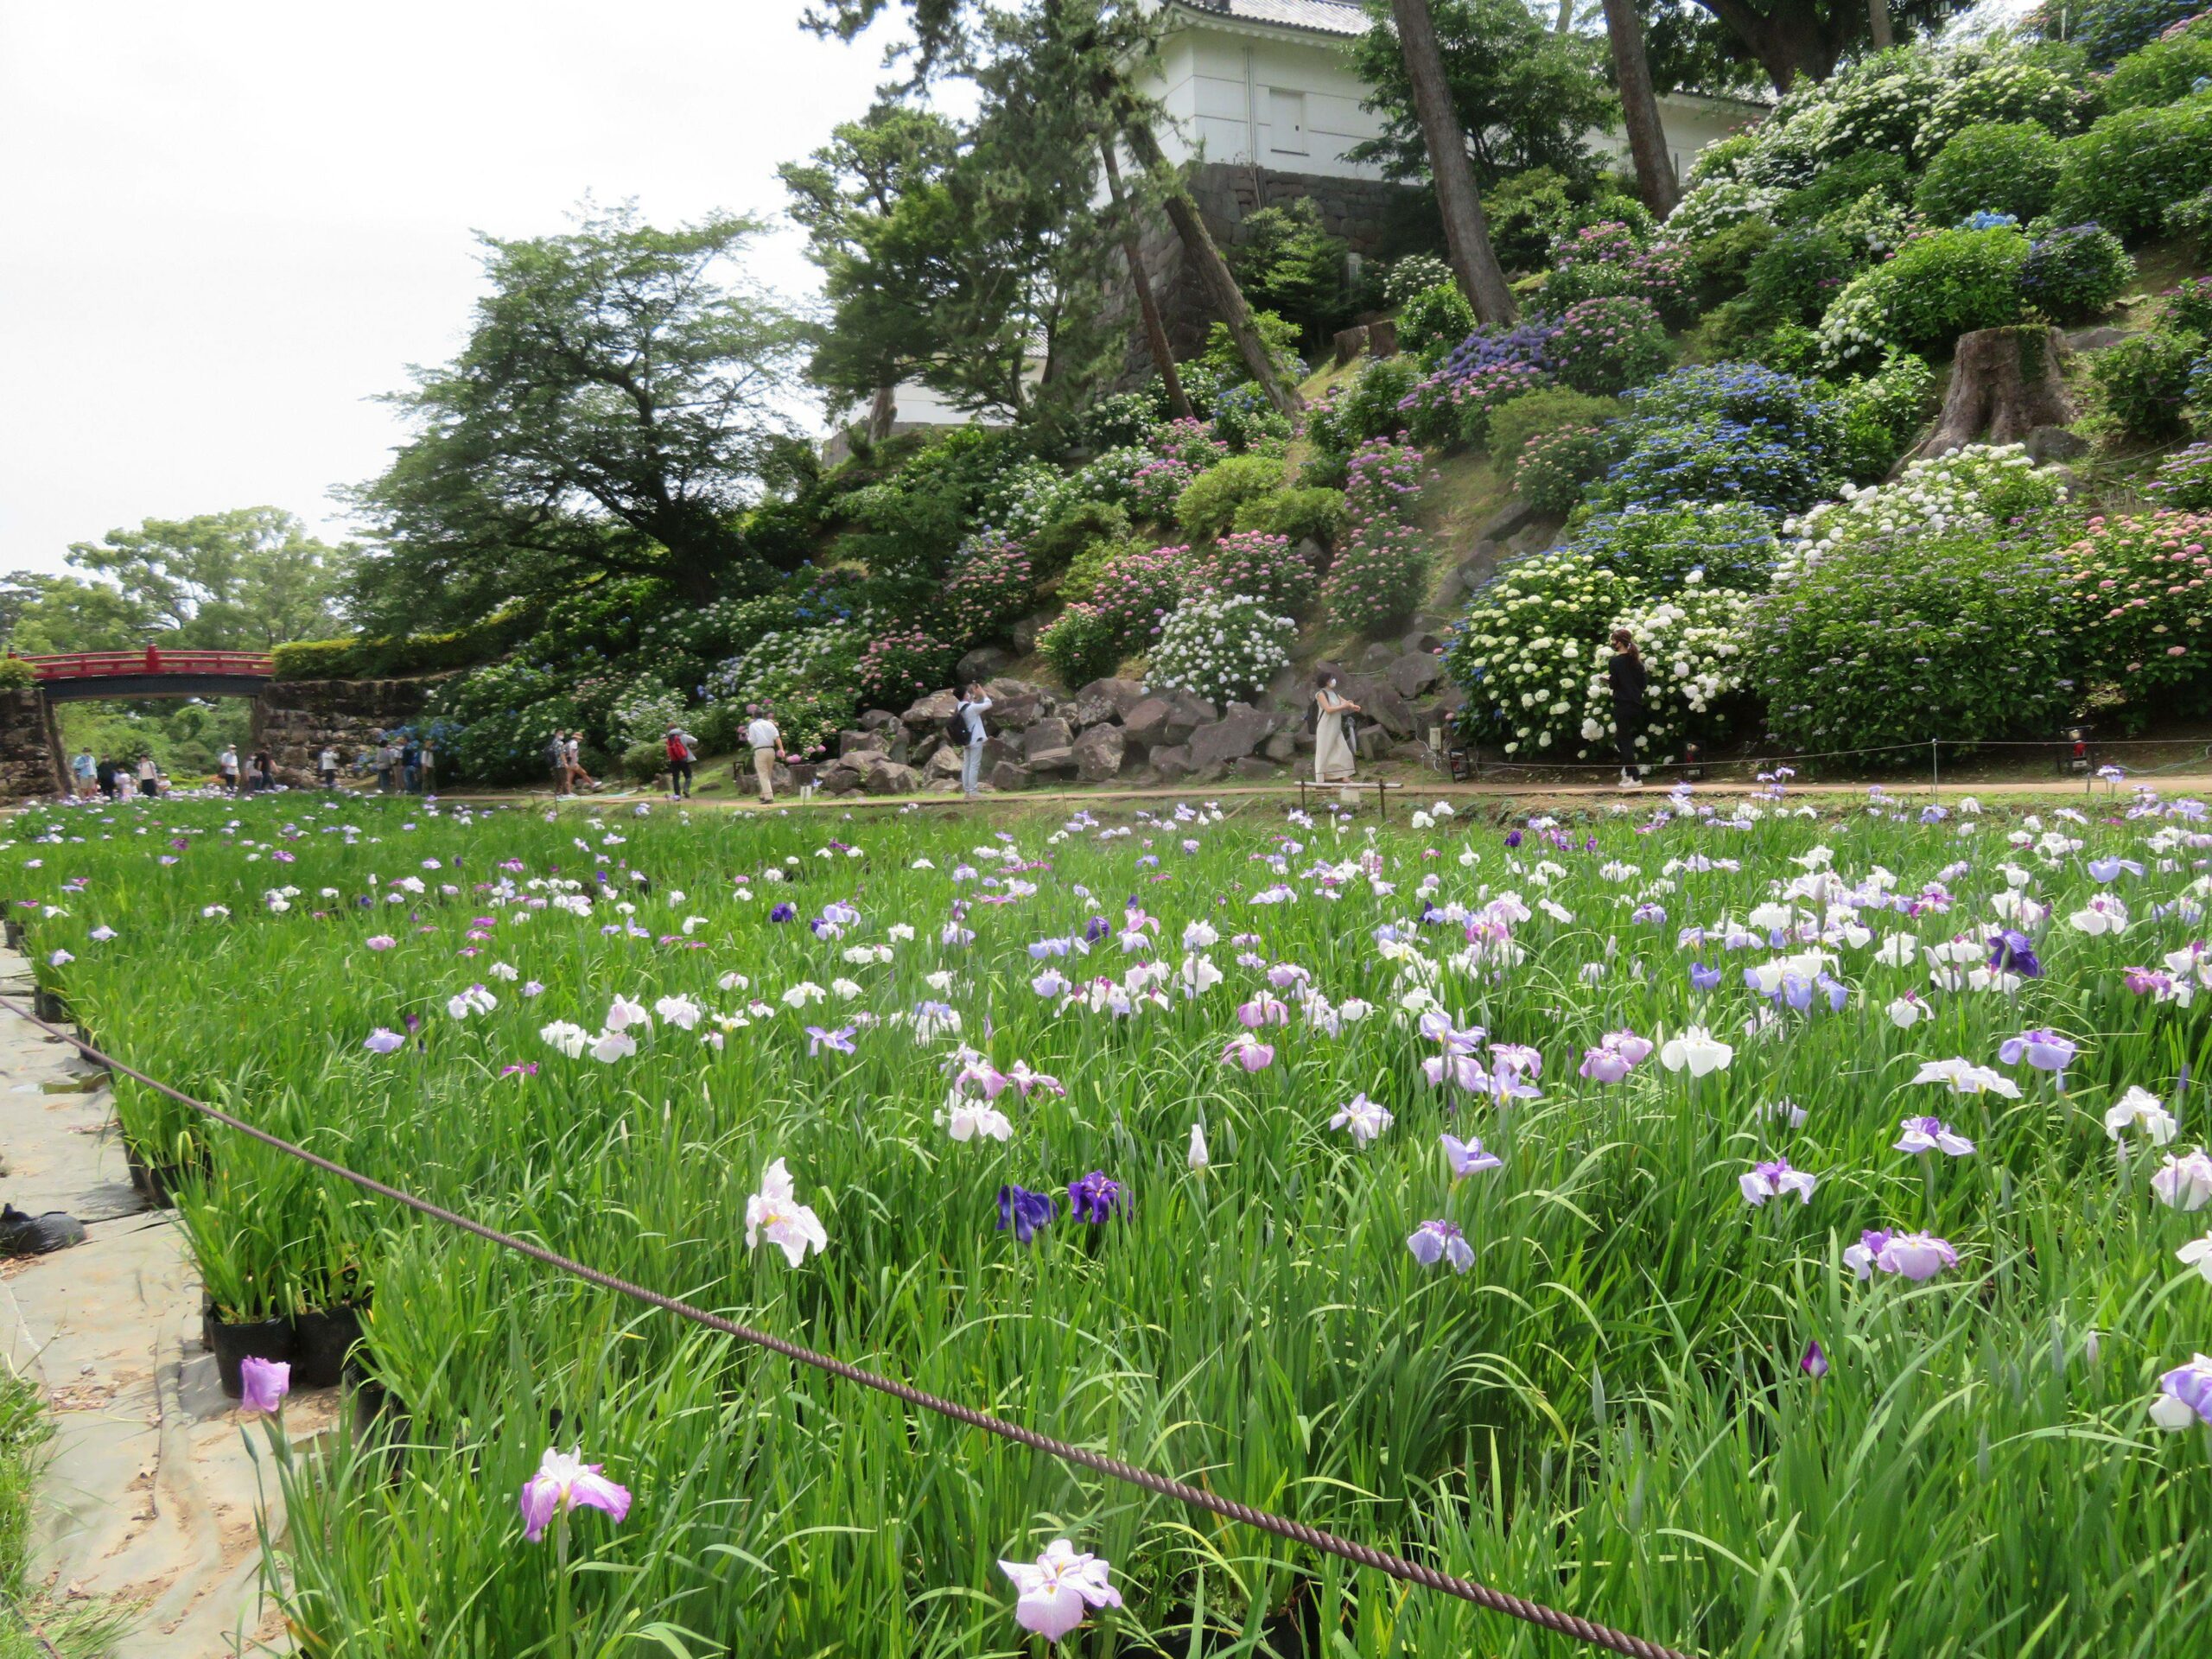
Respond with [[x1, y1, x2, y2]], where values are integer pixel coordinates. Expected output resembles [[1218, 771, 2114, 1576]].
[[1905, 325, 2077, 465]]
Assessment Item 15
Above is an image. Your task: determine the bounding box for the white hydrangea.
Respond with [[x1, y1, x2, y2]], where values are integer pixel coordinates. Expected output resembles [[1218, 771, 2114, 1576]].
[[1146, 592, 1297, 709], [1579, 580, 1755, 762], [1777, 445, 2067, 582]]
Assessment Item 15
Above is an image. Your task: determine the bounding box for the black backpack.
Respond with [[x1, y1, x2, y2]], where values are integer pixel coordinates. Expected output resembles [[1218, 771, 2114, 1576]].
[[946, 705, 971, 745]]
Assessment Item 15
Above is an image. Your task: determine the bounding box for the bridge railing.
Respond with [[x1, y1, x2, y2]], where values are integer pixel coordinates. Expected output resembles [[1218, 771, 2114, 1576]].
[[7, 650, 275, 680]]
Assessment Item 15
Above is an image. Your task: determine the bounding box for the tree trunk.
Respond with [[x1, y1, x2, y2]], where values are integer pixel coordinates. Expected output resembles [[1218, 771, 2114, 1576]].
[[1904, 326, 2075, 465], [865, 384, 898, 445], [1601, 0, 1678, 217], [1692, 0, 1840, 92], [1555, 0, 1574, 32], [1100, 137, 1192, 420], [1117, 115, 1301, 412], [1388, 0, 1517, 324], [1866, 0, 1894, 51]]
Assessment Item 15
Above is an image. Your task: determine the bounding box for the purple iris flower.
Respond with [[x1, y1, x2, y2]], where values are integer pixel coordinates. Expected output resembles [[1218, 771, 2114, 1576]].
[[1068, 1170, 1125, 1224], [1690, 962, 1722, 992], [1987, 930, 2043, 979], [1801, 1340, 1828, 1378], [1408, 1218, 1475, 1272], [1084, 914, 1111, 944], [1998, 1028, 2076, 1077], [769, 902, 797, 923], [996, 1184, 1058, 1244], [1503, 830, 1523, 849], [805, 1024, 858, 1056]]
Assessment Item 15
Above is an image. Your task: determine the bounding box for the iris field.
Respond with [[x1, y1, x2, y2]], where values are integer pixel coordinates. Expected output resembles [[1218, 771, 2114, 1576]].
[[8, 784, 2212, 1657]]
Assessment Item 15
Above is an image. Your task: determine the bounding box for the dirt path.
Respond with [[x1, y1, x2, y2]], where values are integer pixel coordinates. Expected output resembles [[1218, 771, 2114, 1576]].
[[1, 947, 334, 1657]]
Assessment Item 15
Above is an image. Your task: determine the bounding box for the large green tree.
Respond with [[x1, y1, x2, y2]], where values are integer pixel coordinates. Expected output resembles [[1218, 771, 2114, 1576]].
[[1350, 0, 1622, 189], [1680, 0, 1974, 90], [346, 206, 805, 628]]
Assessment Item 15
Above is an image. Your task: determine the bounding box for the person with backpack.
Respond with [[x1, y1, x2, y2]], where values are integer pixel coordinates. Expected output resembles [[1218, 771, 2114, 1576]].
[[1311, 671, 1359, 785], [546, 730, 570, 796], [955, 683, 993, 799], [744, 706, 783, 804], [1607, 628, 1648, 790], [664, 725, 695, 800]]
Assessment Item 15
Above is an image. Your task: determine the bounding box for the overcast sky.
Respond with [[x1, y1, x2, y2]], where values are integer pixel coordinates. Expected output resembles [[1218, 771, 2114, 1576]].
[[0, 0, 912, 576]]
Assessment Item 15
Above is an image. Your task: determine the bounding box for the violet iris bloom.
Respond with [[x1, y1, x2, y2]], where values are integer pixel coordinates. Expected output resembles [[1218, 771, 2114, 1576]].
[[1068, 1171, 1125, 1224], [1739, 1159, 1818, 1205], [1800, 1340, 1828, 1378], [363, 1027, 404, 1054], [1844, 1228, 1958, 1281], [997, 1184, 1058, 1244], [1222, 1033, 1274, 1071], [1407, 1218, 1475, 1272], [2088, 856, 2145, 882], [1987, 929, 2043, 979], [238, 1356, 290, 1414], [805, 1024, 858, 1056], [769, 902, 796, 923], [1690, 962, 1722, 992], [1440, 1133, 1503, 1177], [1503, 830, 1523, 849], [1998, 1028, 2076, 1077], [1893, 1116, 1975, 1157], [518, 1446, 632, 1542], [2151, 1355, 2212, 1429]]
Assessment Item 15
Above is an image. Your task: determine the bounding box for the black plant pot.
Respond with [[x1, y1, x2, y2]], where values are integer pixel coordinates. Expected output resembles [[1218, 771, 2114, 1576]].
[[3, 917, 22, 950], [344, 1357, 410, 1484], [33, 985, 68, 1023], [124, 1139, 203, 1209], [290, 1304, 363, 1389], [204, 1305, 296, 1399]]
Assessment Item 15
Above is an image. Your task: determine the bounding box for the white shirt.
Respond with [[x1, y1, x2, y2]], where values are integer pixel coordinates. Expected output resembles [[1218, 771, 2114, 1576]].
[[746, 719, 780, 749], [319, 749, 337, 769], [958, 696, 992, 744], [137, 758, 157, 779], [219, 749, 238, 772]]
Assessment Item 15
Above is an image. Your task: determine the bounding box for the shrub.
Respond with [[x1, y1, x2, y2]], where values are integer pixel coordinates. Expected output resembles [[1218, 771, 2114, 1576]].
[[2089, 331, 2202, 438], [1918, 58, 2098, 153], [1228, 200, 1354, 346], [1182, 531, 1319, 614], [1573, 501, 1781, 592], [2020, 225, 2135, 320], [1750, 524, 2075, 748], [1322, 520, 1432, 636], [1147, 591, 1297, 706], [702, 623, 863, 757], [2168, 187, 2212, 251], [1667, 177, 1786, 244], [1440, 318, 1559, 380], [1777, 444, 2069, 579], [2049, 92, 2212, 238], [1819, 226, 2028, 363], [1915, 123, 2063, 228], [0, 656, 35, 689], [1487, 388, 1623, 469], [1084, 543, 1188, 645], [1831, 348, 1938, 480], [1382, 252, 1453, 304], [1059, 535, 1146, 604], [2056, 510, 2212, 721], [1175, 455, 1287, 539], [1200, 310, 1305, 386], [1691, 217, 1777, 306], [1399, 360, 1549, 451], [939, 534, 1034, 646], [1037, 605, 1127, 689], [1777, 149, 1911, 227], [2148, 441, 2212, 514], [2106, 27, 2212, 108], [1549, 296, 1671, 395], [1210, 385, 1295, 454], [1535, 223, 1695, 322], [1344, 436, 1433, 519], [1514, 425, 1617, 513], [1443, 549, 1637, 755], [1233, 486, 1350, 546], [1029, 500, 1130, 581], [1577, 580, 1758, 762], [856, 628, 960, 710], [2193, 351, 2212, 434], [1398, 283, 1478, 363], [1592, 362, 1845, 514], [2167, 276, 2212, 335], [2069, 0, 2205, 65], [1334, 354, 1426, 448]]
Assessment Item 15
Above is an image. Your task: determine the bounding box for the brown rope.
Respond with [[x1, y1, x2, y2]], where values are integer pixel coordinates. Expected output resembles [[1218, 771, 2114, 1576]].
[[0, 993, 1694, 1659]]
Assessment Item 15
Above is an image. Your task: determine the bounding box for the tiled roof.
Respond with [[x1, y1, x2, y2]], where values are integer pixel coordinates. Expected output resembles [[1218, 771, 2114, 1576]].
[[1178, 0, 1370, 38]]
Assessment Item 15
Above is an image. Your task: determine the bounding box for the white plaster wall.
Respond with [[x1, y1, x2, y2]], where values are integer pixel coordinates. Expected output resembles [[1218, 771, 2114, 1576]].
[[1144, 30, 1385, 178], [1585, 94, 1763, 186]]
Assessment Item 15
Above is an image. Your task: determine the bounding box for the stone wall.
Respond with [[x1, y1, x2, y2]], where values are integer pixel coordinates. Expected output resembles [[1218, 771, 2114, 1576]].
[[0, 688, 65, 801], [250, 676, 453, 783], [1116, 161, 1421, 374]]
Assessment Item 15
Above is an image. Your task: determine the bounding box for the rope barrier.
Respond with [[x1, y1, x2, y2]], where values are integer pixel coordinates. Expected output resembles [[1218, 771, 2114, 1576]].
[[0, 992, 1694, 1659]]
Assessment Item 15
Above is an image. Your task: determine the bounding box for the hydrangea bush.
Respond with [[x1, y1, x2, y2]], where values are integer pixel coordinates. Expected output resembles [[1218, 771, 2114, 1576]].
[[1182, 531, 1319, 615], [1512, 423, 1618, 514], [1322, 519, 1432, 636], [940, 534, 1034, 646], [1819, 226, 2029, 365], [1146, 591, 1296, 707], [856, 628, 961, 710], [1574, 501, 1781, 592], [2020, 225, 2135, 321], [2056, 511, 2212, 720], [2148, 441, 2212, 509], [1776, 445, 2069, 581], [1549, 296, 1673, 395], [704, 624, 865, 755], [1578, 579, 1757, 761], [1444, 550, 1636, 755]]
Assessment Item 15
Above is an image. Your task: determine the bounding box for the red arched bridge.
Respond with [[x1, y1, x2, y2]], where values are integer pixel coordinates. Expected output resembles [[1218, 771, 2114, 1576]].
[[9, 649, 274, 702]]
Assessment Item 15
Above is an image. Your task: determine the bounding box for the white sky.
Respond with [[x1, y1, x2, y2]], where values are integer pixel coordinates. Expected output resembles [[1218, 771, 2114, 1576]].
[[0, 0, 913, 576]]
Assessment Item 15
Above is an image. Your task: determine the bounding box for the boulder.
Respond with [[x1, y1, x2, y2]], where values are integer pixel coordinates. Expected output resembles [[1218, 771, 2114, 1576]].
[[988, 693, 1043, 731], [1402, 626, 1445, 655], [1073, 677, 1146, 728], [1389, 741, 1428, 763], [985, 676, 1050, 702], [2026, 424, 2090, 463], [1072, 723, 1127, 782], [1390, 652, 1441, 700], [1339, 673, 1414, 738], [1355, 726, 1389, 760], [903, 689, 959, 726], [1024, 717, 1075, 758], [1508, 520, 1559, 555], [1122, 696, 1173, 748], [923, 746, 964, 782], [958, 645, 1013, 684], [858, 709, 904, 733], [1027, 746, 1077, 775], [818, 766, 865, 796], [2064, 324, 2126, 353], [861, 759, 924, 796], [838, 728, 886, 758], [1010, 611, 1052, 655], [1230, 756, 1279, 780], [1263, 730, 1297, 764], [1358, 642, 1397, 672], [988, 760, 1032, 791], [1481, 495, 1546, 543], [1150, 742, 1195, 781], [1187, 704, 1275, 770]]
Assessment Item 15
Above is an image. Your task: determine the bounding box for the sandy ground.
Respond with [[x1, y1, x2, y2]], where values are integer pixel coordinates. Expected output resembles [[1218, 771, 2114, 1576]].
[[1, 949, 334, 1658]]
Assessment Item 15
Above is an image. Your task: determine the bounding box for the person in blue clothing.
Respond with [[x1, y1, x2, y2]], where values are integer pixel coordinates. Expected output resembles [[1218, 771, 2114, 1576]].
[[957, 682, 993, 798]]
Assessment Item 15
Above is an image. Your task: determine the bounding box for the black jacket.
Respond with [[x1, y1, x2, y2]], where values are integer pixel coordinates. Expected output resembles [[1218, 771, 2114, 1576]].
[[1607, 651, 1647, 707]]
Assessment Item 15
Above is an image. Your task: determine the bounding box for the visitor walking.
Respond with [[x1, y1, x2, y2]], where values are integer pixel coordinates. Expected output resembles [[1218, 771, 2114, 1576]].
[[664, 725, 694, 800], [564, 731, 599, 794], [251, 750, 276, 791], [1311, 671, 1359, 785], [956, 682, 993, 798], [218, 745, 239, 794], [136, 753, 158, 798], [318, 746, 339, 789], [71, 748, 96, 798], [545, 730, 569, 796], [417, 738, 437, 795], [399, 736, 420, 794], [744, 706, 783, 804], [1608, 628, 1647, 790]]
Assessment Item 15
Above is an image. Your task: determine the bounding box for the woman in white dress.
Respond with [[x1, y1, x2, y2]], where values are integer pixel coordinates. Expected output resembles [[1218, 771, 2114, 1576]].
[[1313, 671, 1360, 784]]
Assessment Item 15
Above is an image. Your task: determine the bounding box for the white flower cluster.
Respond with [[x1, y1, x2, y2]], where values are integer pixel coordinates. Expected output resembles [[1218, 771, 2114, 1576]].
[[1664, 177, 1786, 244], [610, 680, 686, 749], [1578, 579, 1754, 761], [1450, 551, 1631, 757], [982, 459, 1084, 538], [706, 624, 864, 709], [1777, 444, 2066, 581], [1145, 591, 1297, 709]]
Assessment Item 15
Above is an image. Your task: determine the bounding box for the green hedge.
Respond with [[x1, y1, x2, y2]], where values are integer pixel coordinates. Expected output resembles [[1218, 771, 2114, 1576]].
[[271, 609, 537, 681]]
